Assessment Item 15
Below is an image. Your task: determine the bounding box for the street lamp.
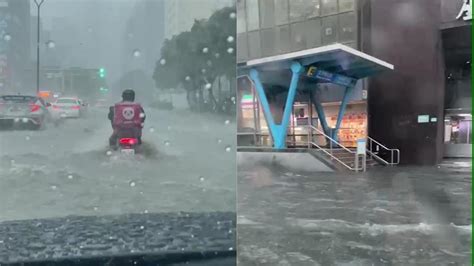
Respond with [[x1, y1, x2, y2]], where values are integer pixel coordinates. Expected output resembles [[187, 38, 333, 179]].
[[34, 0, 45, 94]]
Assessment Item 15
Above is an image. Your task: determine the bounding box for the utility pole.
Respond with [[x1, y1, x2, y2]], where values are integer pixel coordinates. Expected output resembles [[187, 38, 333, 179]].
[[34, 0, 45, 94]]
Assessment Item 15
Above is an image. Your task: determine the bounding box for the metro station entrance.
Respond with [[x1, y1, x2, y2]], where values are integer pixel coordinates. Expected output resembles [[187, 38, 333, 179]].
[[237, 44, 399, 171]]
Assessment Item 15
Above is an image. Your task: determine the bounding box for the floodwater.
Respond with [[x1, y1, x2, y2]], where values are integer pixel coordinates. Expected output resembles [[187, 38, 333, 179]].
[[237, 158, 471, 265], [0, 103, 236, 222]]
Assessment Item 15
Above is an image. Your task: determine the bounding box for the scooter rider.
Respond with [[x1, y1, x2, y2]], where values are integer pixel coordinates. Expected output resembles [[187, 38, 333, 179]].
[[108, 89, 146, 147]]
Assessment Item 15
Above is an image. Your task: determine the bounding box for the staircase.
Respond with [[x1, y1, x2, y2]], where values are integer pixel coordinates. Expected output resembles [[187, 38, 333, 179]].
[[326, 148, 380, 170], [307, 125, 400, 172]]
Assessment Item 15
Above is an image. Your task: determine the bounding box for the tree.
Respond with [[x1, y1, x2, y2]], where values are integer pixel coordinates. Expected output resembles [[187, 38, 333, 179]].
[[153, 6, 236, 113]]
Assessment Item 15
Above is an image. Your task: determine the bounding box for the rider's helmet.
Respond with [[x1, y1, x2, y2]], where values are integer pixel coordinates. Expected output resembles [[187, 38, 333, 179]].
[[122, 89, 135, 102]]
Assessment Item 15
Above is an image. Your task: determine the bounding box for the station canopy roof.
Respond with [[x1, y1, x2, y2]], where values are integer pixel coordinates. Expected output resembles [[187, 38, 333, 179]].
[[238, 43, 394, 81]]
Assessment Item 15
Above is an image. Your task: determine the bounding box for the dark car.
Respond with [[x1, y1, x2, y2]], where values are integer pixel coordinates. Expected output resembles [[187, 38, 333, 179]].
[[0, 95, 51, 130]]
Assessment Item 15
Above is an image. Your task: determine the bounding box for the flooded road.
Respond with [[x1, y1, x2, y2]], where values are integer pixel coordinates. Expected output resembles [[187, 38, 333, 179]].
[[0, 106, 236, 222], [237, 159, 471, 265]]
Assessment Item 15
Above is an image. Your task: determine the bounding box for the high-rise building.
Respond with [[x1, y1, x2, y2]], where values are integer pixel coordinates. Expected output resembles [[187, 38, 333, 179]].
[[237, 0, 472, 164], [0, 0, 30, 93], [164, 0, 234, 40], [122, 0, 165, 75]]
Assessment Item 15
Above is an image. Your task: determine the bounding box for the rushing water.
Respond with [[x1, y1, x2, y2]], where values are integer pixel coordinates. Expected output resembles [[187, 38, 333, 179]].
[[237, 159, 471, 265]]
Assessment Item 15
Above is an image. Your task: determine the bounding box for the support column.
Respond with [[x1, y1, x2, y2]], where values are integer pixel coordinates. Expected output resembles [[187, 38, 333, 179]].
[[249, 61, 303, 149], [312, 91, 330, 136], [332, 85, 354, 140]]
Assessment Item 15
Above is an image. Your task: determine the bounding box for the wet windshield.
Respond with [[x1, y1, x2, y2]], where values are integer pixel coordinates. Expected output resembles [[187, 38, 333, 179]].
[[0, 0, 236, 263]]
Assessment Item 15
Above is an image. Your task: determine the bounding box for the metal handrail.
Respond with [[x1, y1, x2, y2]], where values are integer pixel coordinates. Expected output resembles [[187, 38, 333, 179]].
[[307, 125, 362, 171], [367, 136, 400, 166], [308, 125, 354, 154]]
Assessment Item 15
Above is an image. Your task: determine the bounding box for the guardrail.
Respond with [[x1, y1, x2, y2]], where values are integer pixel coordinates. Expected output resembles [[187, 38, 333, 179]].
[[367, 137, 400, 166], [306, 125, 363, 172], [237, 128, 399, 170]]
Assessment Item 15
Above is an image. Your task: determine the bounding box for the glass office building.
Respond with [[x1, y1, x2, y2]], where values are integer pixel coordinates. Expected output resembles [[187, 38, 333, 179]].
[[237, 0, 358, 62]]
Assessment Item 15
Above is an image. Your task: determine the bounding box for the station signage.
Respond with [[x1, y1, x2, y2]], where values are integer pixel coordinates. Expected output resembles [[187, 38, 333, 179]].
[[306, 66, 356, 87], [456, 0, 472, 21]]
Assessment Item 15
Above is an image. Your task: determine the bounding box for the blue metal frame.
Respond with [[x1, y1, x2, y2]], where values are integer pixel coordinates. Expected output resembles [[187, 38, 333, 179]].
[[312, 84, 355, 141], [333, 85, 354, 140], [249, 61, 303, 149]]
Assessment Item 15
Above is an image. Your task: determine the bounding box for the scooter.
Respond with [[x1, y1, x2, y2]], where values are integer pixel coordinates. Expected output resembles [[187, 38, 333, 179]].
[[115, 128, 141, 155]]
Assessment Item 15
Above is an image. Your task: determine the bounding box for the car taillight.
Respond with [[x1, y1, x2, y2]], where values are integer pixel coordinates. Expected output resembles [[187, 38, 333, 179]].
[[52, 105, 60, 109], [30, 104, 41, 112], [71, 105, 80, 110], [119, 138, 137, 146]]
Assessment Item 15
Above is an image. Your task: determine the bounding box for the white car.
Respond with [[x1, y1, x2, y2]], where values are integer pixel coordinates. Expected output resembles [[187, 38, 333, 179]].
[[51, 97, 83, 118]]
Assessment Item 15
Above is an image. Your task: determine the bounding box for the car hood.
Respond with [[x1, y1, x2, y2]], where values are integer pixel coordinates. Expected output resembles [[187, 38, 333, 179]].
[[0, 211, 235, 264]]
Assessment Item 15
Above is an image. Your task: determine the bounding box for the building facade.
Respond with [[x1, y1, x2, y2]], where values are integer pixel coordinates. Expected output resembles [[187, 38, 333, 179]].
[[365, 0, 471, 164], [237, 0, 471, 165], [122, 0, 165, 76], [237, 0, 358, 62], [0, 0, 30, 93]]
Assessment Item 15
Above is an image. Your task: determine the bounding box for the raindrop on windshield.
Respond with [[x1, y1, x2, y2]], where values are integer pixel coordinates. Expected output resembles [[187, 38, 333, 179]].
[[205, 83, 212, 89], [228, 247, 234, 251], [139, 112, 145, 118], [199, 176, 205, 182], [215, 53, 220, 58], [159, 58, 166, 65], [25, 136, 30, 141], [217, 139, 222, 144], [167, 125, 172, 130], [67, 175, 73, 180], [185, 76, 191, 81], [230, 96, 236, 102], [139, 225, 145, 230], [149, 127, 155, 133], [227, 47, 234, 54], [106, 150, 112, 156], [229, 12, 236, 19], [227, 36, 234, 43], [225, 146, 231, 152], [46, 40, 55, 49], [201, 68, 207, 74], [133, 49, 141, 57], [143, 209, 149, 214], [164, 140, 171, 146], [206, 60, 213, 66], [224, 120, 230, 125], [129, 180, 136, 187], [50, 185, 57, 190], [93, 206, 99, 212], [3, 33, 11, 41], [202, 47, 209, 53]]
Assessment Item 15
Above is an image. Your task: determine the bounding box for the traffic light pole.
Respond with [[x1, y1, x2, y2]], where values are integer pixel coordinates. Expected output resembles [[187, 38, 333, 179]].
[[34, 0, 45, 94]]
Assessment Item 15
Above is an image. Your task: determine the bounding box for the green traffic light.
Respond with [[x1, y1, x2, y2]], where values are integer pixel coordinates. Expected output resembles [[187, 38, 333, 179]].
[[99, 68, 105, 78], [99, 68, 105, 73]]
